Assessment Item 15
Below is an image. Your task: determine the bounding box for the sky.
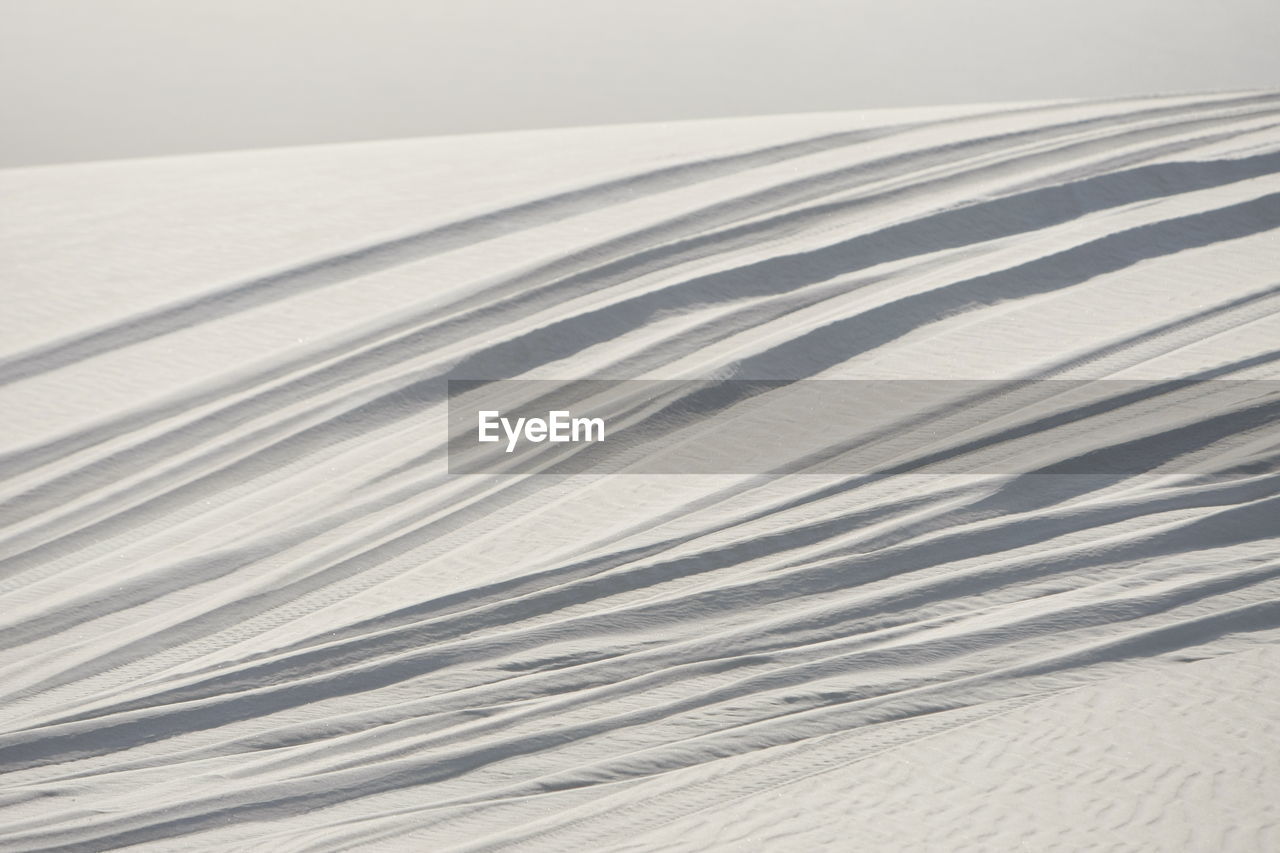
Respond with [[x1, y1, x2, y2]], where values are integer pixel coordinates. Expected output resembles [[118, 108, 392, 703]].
[[1, 0, 1278, 167]]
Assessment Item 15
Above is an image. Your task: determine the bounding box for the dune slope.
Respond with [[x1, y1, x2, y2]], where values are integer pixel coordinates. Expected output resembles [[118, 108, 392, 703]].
[[1, 93, 1279, 851]]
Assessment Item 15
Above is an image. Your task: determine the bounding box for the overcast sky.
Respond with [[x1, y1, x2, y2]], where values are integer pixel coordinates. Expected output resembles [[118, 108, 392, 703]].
[[2, 0, 1278, 168]]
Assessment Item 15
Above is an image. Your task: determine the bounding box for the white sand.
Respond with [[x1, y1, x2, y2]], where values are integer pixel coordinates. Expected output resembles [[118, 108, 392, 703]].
[[0, 91, 1278, 851]]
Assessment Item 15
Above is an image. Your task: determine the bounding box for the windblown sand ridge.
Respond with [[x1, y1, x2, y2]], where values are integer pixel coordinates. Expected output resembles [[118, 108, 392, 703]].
[[0, 92, 1278, 851]]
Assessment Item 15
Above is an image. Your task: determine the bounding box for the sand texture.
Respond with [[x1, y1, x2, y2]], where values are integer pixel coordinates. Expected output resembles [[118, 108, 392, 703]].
[[1, 92, 1279, 851]]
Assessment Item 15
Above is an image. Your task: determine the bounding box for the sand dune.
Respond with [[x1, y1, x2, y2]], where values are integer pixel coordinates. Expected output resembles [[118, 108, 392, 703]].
[[1, 92, 1278, 851]]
